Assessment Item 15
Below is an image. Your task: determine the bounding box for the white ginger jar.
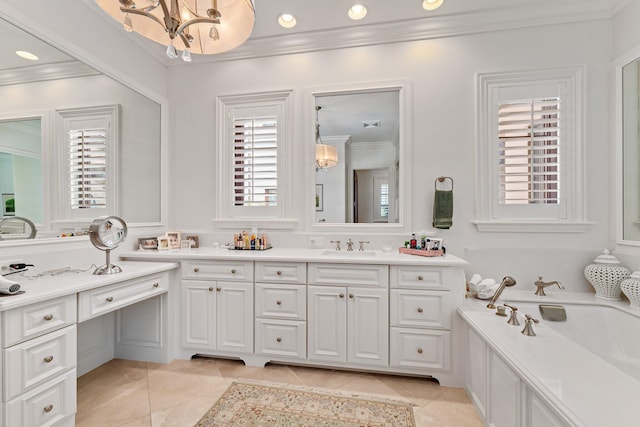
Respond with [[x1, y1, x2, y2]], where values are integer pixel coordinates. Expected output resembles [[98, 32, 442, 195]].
[[584, 249, 630, 301], [621, 267, 640, 309]]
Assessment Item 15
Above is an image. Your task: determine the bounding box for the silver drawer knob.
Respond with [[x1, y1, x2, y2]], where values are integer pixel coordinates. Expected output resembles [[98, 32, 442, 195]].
[[153, 283, 159, 288], [44, 355, 54, 363], [276, 337, 282, 343], [43, 314, 53, 321], [276, 271, 282, 276], [349, 293, 354, 299], [208, 287, 214, 292], [216, 287, 221, 292], [43, 404, 53, 413], [194, 268, 200, 273], [417, 275, 424, 281], [417, 308, 423, 313], [231, 269, 236, 274], [339, 293, 345, 299], [276, 300, 282, 305], [106, 297, 114, 302], [417, 348, 423, 354]]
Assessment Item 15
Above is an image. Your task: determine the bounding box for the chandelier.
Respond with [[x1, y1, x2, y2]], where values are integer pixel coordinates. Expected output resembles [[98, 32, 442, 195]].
[[315, 106, 338, 170], [96, 0, 255, 61]]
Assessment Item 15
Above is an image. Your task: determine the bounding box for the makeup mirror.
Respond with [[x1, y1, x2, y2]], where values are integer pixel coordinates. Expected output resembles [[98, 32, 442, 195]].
[[89, 216, 127, 275]]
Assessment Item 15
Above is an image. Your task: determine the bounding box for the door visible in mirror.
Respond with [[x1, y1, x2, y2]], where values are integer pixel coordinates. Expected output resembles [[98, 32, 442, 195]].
[[623, 58, 640, 241], [315, 89, 400, 224]]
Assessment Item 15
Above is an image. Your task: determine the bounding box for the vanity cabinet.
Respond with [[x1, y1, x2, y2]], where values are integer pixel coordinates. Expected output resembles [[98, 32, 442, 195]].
[[389, 266, 452, 371], [307, 263, 389, 367], [1, 295, 77, 426], [181, 261, 254, 355], [254, 262, 307, 360]]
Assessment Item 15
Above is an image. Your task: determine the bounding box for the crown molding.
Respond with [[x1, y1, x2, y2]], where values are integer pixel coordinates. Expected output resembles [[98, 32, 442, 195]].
[[0, 61, 99, 87], [175, 0, 610, 66]]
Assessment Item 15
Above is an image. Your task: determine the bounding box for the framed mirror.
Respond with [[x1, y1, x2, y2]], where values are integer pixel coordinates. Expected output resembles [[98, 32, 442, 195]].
[[0, 16, 164, 242], [622, 56, 640, 243], [309, 81, 410, 229]]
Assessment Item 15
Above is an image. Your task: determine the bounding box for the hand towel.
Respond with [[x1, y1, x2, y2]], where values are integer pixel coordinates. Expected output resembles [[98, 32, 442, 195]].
[[432, 189, 453, 229]]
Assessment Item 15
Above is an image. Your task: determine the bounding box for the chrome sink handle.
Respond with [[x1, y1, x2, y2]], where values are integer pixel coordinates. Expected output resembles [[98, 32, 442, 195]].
[[521, 314, 539, 336], [504, 304, 520, 326], [358, 241, 370, 251], [330, 240, 341, 251], [346, 238, 354, 251]]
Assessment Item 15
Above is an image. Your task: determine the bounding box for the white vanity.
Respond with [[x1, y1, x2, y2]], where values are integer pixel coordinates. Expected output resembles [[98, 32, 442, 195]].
[[122, 248, 468, 387], [0, 261, 178, 427]]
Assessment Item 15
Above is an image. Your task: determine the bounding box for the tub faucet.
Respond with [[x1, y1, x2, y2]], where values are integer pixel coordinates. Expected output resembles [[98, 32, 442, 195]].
[[486, 276, 517, 309], [534, 276, 564, 296]]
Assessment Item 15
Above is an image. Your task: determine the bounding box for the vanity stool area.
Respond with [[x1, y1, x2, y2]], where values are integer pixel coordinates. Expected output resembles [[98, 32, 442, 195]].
[[122, 248, 468, 387], [0, 261, 178, 427]]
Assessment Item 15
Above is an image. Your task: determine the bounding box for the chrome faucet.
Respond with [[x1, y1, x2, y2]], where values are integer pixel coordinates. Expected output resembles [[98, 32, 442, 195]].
[[346, 238, 354, 251], [486, 276, 517, 309], [534, 276, 564, 296]]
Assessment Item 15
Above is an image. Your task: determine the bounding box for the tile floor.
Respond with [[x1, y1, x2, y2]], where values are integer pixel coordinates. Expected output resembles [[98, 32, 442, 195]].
[[76, 357, 484, 427]]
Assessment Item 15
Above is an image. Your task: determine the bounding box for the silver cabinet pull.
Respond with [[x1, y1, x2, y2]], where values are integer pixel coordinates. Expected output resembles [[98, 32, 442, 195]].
[[417, 307, 423, 313], [216, 287, 221, 292], [194, 268, 200, 273], [276, 337, 282, 343], [208, 287, 214, 292], [43, 314, 53, 321], [276, 300, 282, 305], [276, 271, 282, 276], [417, 348, 423, 354], [417, 275, 424, 281], [231, 269, 236, 274], [106, 297, 114, 302], [339, 293, 345, 298], [43, 404, 53, 413], [349, 293, 354, 299], [44, 355, 54, 363], [153, 283, 159, 288]]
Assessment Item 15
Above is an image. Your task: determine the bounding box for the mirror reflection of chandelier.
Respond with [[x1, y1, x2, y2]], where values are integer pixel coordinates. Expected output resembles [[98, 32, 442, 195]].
[[96, 0, 255, 61], [315, 106, 338, 170]]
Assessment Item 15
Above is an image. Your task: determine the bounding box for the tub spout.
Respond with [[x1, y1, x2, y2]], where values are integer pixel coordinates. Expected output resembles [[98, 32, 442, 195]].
[[486, 276, 517, 309], [534, 276, 564, 296]]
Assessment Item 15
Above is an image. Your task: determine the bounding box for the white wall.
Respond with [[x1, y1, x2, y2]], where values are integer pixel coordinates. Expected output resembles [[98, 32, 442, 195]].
[[168, 19, 612, 291]]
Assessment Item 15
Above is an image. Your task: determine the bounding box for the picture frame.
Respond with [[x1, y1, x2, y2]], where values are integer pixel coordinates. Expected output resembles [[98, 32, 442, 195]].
[[180, 240, 192, 249], [138, 236, 158, 250], [157, 237, 170, 251], [166, 231, 181, 249], [315, 184, 323, 211], [2, 193, 15, 216], [428, 238, 444, 251], [185, 235, 200, 248]]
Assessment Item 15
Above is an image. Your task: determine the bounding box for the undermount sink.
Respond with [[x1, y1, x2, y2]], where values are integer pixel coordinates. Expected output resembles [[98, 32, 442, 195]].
[[320, 250, 377, 257]]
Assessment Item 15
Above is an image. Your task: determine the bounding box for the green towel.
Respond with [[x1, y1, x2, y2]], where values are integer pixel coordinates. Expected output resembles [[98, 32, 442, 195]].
[[433, 190, 453, 229]]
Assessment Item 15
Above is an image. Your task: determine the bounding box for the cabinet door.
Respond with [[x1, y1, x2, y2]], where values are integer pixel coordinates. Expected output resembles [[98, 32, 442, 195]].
[[216, 282, 253, 354], [348, 287, 388, 366], [181, 280, 216, 350], [308, 285, 347, 363], [488, 351, 521, 427]]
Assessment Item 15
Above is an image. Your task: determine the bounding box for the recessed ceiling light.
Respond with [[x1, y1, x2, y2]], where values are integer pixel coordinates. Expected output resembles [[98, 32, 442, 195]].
[[278, 13, 297, 29], [348, 4, 367, 20], [15, 50, 39, 61], [423, 0, 444, 11]]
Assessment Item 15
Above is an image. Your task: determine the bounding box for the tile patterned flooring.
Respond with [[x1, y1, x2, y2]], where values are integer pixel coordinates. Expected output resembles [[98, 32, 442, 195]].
[[76, 357, 484, 427]]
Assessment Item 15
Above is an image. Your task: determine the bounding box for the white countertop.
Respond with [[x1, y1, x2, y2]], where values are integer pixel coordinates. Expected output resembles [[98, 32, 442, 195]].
[[459, 290, 640, 427], [0, 261, 178, 312], [120, 247, 469, 267]]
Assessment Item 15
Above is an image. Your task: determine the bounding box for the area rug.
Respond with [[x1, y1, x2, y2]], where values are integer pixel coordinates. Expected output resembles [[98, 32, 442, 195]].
[[194, 378, 416, 426]]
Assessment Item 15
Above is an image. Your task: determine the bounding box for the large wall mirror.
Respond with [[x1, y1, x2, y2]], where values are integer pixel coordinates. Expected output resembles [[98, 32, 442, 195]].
[[313, 84, 407, 226], [0, 17, 163, 241], [622, 55, 640, 242]]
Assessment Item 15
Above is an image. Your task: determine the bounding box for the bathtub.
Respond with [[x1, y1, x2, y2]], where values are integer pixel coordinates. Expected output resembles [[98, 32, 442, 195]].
[[459, 290, 640, 427]]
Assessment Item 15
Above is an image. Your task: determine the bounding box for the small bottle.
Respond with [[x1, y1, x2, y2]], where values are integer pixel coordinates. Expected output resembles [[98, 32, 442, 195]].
[[410, 234, 417, 249]]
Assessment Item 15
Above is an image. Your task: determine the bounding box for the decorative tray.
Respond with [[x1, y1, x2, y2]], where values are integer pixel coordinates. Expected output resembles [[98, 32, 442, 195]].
[[398, 247, 444, 257], [232, 245, 272, 251]]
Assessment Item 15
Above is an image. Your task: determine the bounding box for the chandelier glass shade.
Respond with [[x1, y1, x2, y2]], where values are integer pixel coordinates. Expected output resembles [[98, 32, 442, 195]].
[[96, 0, 255, 56], [315, 106, 338, 170]]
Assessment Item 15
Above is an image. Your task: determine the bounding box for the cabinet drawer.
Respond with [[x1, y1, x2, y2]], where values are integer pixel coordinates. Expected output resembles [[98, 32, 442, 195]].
[[255, 262, 306, 284], [255, 319, 306, 359], [390, 266, 448, 289], [390, 327, 450, 370], [5, 368, 76, 427], [78, 273, 168, 322], [390, 289, 451, 329], [3, 325, 76, 401], [3, 295, 76, 348], [308, 263, 388, 288], [256, 284, 306, 320], [182, 260, 253, 282]]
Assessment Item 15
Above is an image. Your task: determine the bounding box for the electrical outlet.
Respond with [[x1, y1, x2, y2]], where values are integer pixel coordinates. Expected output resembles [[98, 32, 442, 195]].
[[0, 259, 26, 272], [309, 237, 324, 248]]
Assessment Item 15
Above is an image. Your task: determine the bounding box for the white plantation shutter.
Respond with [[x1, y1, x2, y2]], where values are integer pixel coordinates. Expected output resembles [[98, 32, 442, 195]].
[[498, 98, 560, 205], [233, 116, 278, 207], [68, 125, 108, 209]]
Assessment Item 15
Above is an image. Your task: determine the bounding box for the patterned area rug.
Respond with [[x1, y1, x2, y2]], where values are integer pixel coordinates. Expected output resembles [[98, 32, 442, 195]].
[[194, 378, 416, 426]]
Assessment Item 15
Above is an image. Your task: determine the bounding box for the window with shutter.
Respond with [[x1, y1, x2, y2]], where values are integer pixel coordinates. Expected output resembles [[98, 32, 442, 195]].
[[69, 125, 108, 210], [475, 67, 589, 232], [498, 98, 560, 205], [215, 91, 294, 227]]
